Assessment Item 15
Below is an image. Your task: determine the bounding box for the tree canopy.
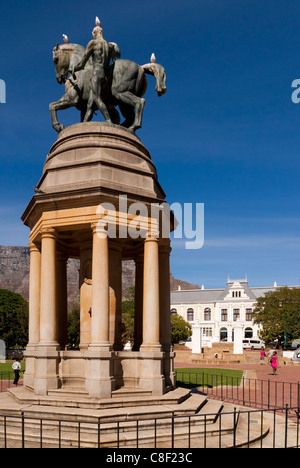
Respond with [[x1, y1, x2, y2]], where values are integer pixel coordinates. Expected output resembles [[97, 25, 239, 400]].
[[67, 304, 80, 349], [121, 287, 135, 346], [253, 287, 300, 343], [0, 289, 29, 348], [171, 314, 192, 344]]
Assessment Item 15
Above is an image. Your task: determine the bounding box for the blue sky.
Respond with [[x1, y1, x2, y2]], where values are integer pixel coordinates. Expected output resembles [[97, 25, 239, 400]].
[[0, 0, 300, 289]]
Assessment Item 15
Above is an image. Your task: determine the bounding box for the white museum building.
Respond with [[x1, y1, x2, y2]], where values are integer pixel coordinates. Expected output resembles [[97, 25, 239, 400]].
[[170, 278, 299, 350]]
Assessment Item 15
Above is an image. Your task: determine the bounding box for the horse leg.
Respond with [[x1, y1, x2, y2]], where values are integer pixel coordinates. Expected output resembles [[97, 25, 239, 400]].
[[119, 103, 135, 128], [108, 107, 121, 125], [80, 104, 87, 123], [114, 91, 145, 132], [49, 93, 79, 133]]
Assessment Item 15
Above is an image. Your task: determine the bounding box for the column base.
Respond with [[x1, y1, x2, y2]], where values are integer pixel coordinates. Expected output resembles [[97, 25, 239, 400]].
[[33, 343, 60, 396], [85, 345, 116, 398], [139, 349, 165, 396], [23, 344, 38, 389]]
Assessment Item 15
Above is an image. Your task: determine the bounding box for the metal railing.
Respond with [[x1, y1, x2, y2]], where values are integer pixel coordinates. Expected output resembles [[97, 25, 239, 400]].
[[175, 370, 300, 411], [0, 406, 299, 448]]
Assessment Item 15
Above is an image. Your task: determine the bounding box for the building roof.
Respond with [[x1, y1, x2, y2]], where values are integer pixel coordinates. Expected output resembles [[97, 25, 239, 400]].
[[171, 281, 300, 305], [171, 289, 224, 304]]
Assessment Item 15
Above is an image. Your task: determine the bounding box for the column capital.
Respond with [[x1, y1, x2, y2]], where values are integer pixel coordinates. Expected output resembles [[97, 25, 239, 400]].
[[91, 222, 108, 238], [28, 242, 40, 253], [40, 227, 57, 240], [144, 236, 159, 245]]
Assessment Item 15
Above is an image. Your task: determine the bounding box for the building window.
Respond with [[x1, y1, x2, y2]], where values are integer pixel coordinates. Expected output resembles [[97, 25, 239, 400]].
[[221, 309, 228, 321], [220, 327, 228, 341], [232, 291, 242, 298], [170, 308, 177, 316], [204, 308, 211, 321], [246, 308, 253, 321], [187, 308, 194, 322], [203, 328, 212, 337], [245, 327, 253, 338], [233, 309, 240, 321]]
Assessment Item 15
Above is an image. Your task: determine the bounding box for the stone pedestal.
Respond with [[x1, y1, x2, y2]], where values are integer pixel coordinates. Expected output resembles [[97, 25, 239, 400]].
[[22, 123, 175, 399], [192, 324, 202, 355], [233, 321, 244, 355]]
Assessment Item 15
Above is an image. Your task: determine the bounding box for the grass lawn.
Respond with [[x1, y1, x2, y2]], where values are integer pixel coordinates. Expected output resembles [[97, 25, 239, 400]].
[[0, 361, 25, 379], [175, 368, 244, 389]]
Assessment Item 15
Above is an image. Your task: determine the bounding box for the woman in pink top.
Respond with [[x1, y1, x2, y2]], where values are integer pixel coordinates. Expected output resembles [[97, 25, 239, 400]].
[[270, 351, 278, 375], [260, 350, 266, 365]]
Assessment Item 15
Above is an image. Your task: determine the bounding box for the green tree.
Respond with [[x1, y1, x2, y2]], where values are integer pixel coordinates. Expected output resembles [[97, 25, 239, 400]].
[[67, 304, 80, 349], [171, 314, 192, 344], [253, 287, 300, 343], [0, 289, 29, 348], [121, 287, 135, 346]]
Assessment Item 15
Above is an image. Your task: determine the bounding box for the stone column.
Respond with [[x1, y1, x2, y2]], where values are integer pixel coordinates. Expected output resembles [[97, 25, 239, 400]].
[[24, 242, 41, 388], [139, 237, 165, 395], [28, 243, 41, 346], [141, 238, 161, 350], [34, 228, 59, 395], [133, 254, 144, 351], [85, 223, 115, 398], [39, 229, 58, 345], [159, 242, 176, 389], [90, 224, 110, 348]]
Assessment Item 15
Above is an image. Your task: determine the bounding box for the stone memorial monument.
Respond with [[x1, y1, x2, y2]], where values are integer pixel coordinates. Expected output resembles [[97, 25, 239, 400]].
[[21, 18, 175, 399]]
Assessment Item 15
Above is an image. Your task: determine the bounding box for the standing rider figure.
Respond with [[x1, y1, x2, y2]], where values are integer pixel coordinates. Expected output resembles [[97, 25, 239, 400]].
[[71, 17, 120, 123]]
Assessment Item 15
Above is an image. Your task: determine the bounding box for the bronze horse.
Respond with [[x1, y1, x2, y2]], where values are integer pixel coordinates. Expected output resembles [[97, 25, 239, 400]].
[[50, 42, 167, 133]]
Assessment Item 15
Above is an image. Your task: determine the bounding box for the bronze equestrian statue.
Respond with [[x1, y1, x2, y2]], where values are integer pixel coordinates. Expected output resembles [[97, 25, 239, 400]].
[[49, 18, 167, 134]]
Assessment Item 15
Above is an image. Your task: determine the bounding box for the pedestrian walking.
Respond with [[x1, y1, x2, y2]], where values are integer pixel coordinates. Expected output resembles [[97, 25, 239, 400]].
[[269, 351, 279, 375], [12, 359, 22, 386], [260, 349, 266, 364]]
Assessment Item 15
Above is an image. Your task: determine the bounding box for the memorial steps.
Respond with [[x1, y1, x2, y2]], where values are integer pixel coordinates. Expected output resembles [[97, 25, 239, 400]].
[[0, 387, 272, 448]]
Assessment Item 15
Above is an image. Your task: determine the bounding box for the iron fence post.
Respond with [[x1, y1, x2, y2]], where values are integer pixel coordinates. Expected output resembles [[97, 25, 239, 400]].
[[21, 413, 25, 449], [285, 404, 288, 449]]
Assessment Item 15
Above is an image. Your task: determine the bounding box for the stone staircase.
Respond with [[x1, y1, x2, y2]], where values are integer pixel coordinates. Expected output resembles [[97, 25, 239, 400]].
[[0, 387, 272, 448]]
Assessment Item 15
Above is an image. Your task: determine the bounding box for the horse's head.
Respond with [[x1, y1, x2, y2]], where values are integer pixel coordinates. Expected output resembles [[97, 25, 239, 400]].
[[53, 43, 74, 84], [153, 64, 167, 97], [142, 57, 167, 97]]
